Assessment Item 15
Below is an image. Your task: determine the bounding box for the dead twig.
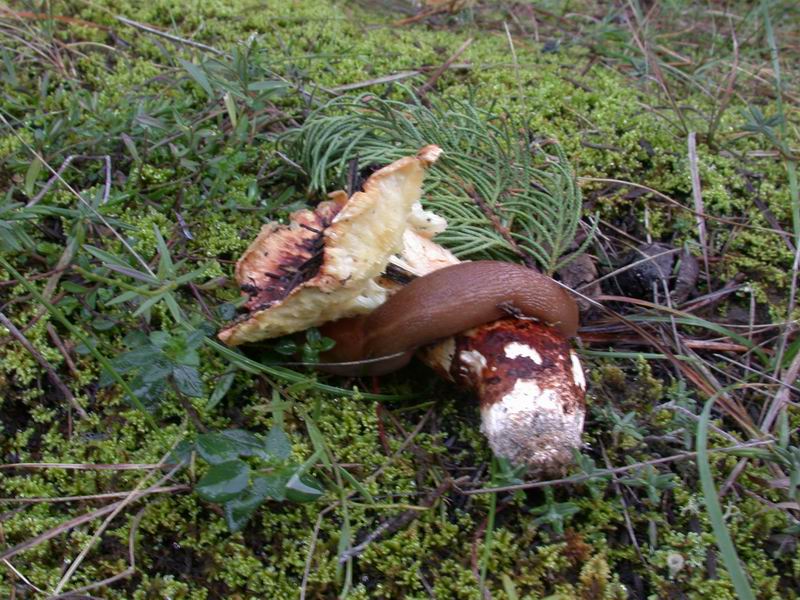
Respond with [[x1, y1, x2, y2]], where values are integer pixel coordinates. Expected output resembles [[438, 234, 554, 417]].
[[0, 485, 189, 505], [0, 462, 169, 471], [416, 38, 473, 100], [462, 439, 774, 495], [48, 508, 147, 599]]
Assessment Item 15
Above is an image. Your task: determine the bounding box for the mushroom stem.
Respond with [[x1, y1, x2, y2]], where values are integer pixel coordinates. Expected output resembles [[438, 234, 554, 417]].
[[418, 319, 586, 471]]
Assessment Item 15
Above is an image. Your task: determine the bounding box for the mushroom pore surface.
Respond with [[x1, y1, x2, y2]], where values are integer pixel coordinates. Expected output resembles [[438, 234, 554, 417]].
[[319, 260, 579, 375]]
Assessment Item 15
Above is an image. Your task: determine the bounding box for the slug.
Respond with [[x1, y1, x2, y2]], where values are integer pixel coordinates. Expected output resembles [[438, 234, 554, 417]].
[[319, 261, 579, 376]]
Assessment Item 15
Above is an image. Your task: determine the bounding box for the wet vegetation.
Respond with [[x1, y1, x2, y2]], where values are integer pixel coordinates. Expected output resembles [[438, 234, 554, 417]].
[[1, 0, 799, 598]]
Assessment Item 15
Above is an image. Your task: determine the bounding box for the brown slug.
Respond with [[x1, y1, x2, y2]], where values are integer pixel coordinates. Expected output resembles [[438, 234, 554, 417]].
[[319, 261, 579, 375]]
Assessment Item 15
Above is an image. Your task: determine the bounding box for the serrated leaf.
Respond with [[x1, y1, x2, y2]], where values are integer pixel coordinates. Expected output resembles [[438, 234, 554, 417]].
[[207, 370, 235, 410], [196, 432, 240, 464], [223, 476, 273, 532], [149, 331, 171, 348], [129, 375, 167, 410], [264, 426, 292, 461], [173, 364, 205, 397], [196, 459, 250, 503], [219, 429, 270, 460], [111, 345, 162, 372]]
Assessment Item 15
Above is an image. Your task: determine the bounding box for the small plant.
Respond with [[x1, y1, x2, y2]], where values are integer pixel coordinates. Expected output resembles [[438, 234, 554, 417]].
[[172, 426, 324, 532], [529, 487, 580, 536], [103, 327, 209, 409], [273, 327, 336, 366]]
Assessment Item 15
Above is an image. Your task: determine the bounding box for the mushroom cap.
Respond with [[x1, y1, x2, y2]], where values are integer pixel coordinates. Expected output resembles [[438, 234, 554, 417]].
[[219, 145, 441, 345]]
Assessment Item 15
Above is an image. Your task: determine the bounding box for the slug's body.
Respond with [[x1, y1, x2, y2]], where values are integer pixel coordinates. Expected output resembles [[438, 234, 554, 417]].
[[320, 261, 579, 375]]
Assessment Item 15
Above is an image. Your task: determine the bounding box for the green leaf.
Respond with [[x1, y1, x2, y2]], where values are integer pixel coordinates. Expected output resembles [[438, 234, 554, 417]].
[[105, 289, 142, 307], [264, 426, 292, 461], [121, 132, 140, 163], [24, 157, 42, 198], [196, 432, 239, 464], [153, 225, 174, 278], [173, 365, 205, 397], [111, 345, 162, 372], [196, 459, 250, 503], [285, 472, 324, 503], [273, 338, 297, 356], [223, 476, 274, 532], [149, 331, 171, 348], [220, 429, 271, 460], [167, 439, 195, 464], [178, 58, 213, 97], [129, 375, 167, 410], [91, 318, 116, 331], [207, 371, 235, 410], [247, 80, 288, 94]]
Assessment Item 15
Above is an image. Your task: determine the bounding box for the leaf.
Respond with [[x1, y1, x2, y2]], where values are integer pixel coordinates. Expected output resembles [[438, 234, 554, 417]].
[[91, 318, 116, 331], [285, 472, 324, 503], [173, 364, 205, 397], [196, 432, 240, 464], [129, 375, 167, 410], [223, 476, 274, 532], [178, 58, 213, 97], [24, 157, 42, 198], [167, 439, 195, 464], [207, 371, 235, 410], [264, 426, 292, 461], [247, 80, 288, 94], [111, 345, 162, 372], [196, 459, 250, 503], [220, 429, 271, 460], [153, 225, 174, 279], [105, 289, 142, 307], [273, 338, 297, 356], [121, 133, 140, 163]]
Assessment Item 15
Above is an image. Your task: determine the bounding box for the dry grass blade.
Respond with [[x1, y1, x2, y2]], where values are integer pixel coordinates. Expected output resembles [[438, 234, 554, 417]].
[[463, 439, 773, 495], [687, 132, 711, 289]]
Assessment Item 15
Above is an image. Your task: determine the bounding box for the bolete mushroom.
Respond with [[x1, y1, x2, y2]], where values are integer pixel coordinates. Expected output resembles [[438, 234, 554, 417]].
[[219, 145, 586, 471]]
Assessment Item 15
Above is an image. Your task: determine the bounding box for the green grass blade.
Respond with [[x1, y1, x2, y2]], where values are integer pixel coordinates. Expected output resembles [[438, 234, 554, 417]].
[[697, 392, 757, 600]]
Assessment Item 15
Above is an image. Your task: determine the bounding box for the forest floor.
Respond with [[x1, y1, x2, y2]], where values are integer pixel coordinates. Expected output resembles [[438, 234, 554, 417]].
[[1, 0, 800, 598]]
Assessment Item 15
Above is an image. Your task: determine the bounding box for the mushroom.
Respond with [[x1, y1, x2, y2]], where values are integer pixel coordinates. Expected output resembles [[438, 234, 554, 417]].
[[219, 146, 586, 471]]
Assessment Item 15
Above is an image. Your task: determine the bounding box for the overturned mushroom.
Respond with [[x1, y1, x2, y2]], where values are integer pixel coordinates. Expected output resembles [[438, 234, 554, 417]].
[[219, 146, 586, 471], [219, 145, 443, 345]]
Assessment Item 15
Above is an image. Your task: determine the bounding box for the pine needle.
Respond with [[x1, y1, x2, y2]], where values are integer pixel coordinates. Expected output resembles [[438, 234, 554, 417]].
[[282, 88, 593, 274]]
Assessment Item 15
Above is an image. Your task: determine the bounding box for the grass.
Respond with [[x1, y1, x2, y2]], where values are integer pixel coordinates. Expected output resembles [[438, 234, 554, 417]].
[[0, 0, 799, 598]]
